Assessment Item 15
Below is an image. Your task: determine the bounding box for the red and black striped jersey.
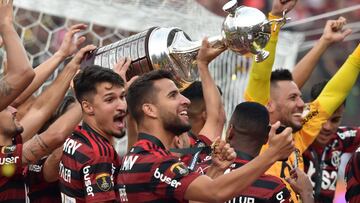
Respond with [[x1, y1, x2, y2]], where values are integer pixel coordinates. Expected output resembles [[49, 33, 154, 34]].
[[0, 134, 26, 202], [116, 133, 201, 203], [59, 123, 119, 203], [225, 151, 291, 203], [345, 147, 360, 203], [303, 126, 360, 203], [25, 157, 61, 203], [181, 132, 212, 172]]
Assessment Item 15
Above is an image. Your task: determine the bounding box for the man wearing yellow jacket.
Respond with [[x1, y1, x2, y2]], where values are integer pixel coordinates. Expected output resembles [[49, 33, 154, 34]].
[[244, 1, 360, 203]]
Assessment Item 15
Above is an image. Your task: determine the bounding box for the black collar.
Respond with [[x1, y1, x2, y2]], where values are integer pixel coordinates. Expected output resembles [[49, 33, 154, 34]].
[[82, 122, 110, 143], [236, 150, 254, 161], [138, 133, 166, 150]]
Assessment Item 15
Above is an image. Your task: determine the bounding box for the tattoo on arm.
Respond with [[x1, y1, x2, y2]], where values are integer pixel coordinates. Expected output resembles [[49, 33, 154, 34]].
[[0, 78, 13, 96], [35, 134, 50, 153]]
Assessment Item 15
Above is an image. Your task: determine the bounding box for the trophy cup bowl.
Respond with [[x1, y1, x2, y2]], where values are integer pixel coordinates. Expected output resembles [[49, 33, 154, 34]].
[[221, 2, 272, 62]]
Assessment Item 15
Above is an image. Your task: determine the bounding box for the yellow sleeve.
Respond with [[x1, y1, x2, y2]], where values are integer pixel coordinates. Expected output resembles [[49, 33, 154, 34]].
[[315, 44, 360, 115], [296, 101, 329, 153], [244, 13, 281, 105], [297, 44, 360, 153]]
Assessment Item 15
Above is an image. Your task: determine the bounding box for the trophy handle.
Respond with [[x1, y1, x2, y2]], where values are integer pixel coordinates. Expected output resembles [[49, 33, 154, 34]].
[[265, 10, 291, 31]]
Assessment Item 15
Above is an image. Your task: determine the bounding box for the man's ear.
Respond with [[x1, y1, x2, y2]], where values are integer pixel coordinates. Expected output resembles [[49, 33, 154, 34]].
[[173, 136, 181, 149], [142, 103, 157, 119], [266, 100, 275, 113], [82, 100, 94, 116], [226, 124, 234, 142]]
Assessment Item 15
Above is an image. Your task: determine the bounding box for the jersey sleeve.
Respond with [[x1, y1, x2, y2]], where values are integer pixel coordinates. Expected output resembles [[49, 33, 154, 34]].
[[244, 13, 281, 105], [296, 100, 330, 154], [268, 185, 291, 203], [338, 127, 360, 153], [0, 144, 23, 177], [315, 44, 360, 116], [297, 45, 360, 154], [151, 157, 200, 201], [81, 153, 116, 202]]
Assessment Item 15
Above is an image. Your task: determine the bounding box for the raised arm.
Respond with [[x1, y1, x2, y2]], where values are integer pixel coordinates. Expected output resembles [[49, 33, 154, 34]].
[[184, 122, 295, 202], [316, 44, 360, 115], [21, 101, 82, 165], [196, 38, 226, 141], [20, 45, 96, 143], [0, 0, 34, 110], [11, 24, 87, 107], [244, 0, 297, 105], [292, 17, 352, 89], [42, 146, 63, 182]]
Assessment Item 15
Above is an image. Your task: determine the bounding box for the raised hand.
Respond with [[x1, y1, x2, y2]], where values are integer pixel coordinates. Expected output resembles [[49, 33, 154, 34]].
[[113, 57, 139, 90], [267, 121, 294, 161], [0, 0, 14, 33], [271, 0, 297, 16], [211, 139, 236, 171], [65, 44, 96, 70], [285, 168, 314, 202], [320, 16, 352, 45], [196, 37, 226, 66], [56, 24, 87, 58]]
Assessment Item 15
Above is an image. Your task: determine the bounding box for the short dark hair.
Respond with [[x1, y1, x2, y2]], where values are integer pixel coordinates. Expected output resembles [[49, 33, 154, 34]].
[[181, 81, 223, 116], [181, 81, 223, 100], [311, 80, 346, 106], [73, 65, 125, 102], [270, 69, 293, 85], [310, 80, 328, 101], [126, 69, 175, 124], [230, 102, 269, 140]]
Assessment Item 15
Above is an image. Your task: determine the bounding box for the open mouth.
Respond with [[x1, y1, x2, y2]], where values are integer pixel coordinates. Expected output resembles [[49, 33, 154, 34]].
[[179, 110, 188, 119], [113, 114, 125, 129], [293, 113, 302, 117]]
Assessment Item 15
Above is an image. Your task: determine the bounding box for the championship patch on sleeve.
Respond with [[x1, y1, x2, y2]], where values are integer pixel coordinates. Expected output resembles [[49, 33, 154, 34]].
[[95, 173, 112, 191], [170, 162, 189, 177], [1, 145, 16, 154]]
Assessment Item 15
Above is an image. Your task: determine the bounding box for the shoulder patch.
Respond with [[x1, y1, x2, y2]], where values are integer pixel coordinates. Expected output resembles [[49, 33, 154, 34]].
[[96, 173, 112, 191], [170, 162, 189, 177], [1, 145, 16, 154]]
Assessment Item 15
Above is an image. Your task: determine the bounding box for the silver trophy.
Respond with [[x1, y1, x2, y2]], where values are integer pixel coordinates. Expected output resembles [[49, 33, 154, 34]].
[[81, 0, 289, 87]]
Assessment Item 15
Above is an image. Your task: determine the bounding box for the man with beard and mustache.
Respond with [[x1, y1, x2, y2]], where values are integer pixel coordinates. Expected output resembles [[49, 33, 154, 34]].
[[59, 65, 127, 203], [116, 64, 295, 202], [244, 19, 360, 203], [0, 41, 94, 202]]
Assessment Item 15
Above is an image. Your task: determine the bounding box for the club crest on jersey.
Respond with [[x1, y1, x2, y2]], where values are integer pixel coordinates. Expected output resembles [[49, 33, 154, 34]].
[[331, 151, 341, 168], [1, 145, 16, 154], [170, 162, 189, 177], [96, 173, 112, 191]]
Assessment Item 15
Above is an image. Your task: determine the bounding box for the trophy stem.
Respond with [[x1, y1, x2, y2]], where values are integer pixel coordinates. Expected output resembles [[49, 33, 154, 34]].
[[168, 32, 225, 54]]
